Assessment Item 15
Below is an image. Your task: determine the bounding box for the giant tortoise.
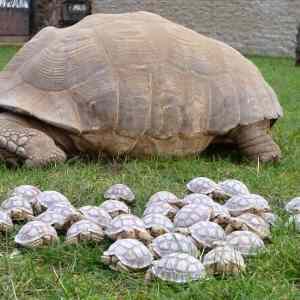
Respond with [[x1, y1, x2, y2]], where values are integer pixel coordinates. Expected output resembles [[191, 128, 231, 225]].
[[0, 12, 282, 167]]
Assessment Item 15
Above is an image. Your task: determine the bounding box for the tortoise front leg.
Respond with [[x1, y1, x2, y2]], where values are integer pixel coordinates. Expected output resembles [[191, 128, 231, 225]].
[[115, 262, 131, 273], [231, 120, 281, 162], [0, 127, 66, 167]]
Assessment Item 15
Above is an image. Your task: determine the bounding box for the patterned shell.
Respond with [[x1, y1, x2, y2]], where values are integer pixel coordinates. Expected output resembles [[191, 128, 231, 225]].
[[182, 194, 229, 219], [218, 179, 250, 197], [143, 213, 174, 233], [99, 200, 130, 216], [34, 205, 81, 230], [150, 232, 198, 258], [36, 191, 71, 210], [146, 191, 182, 208], [226, 230, 265, 256], [9, 185, 41, 202], [48, 204, 79, 216], [186, 177, 219, 194], [210, 203, 231, 219], [174, 204, 212, 228], [104, 238, 153, 269], [79, 205, 112, 228], [151, 253, 206, 283], [143, 202, 178, 218], [105, 214, 146, 236], [285, 197, 300, 215], [182, 193, 214, 206], [15, 220, 58, 247], [0, 12, 282, 157], [1, 196, 33, 220], [189, 221, 226, 248], [224, 194, 270, 216], [203, 245, 245, 273], [235, 213, 271, 239], [103, 184, 135, 203], [66, 219, 104, 242], [0, 210, 13, 232]]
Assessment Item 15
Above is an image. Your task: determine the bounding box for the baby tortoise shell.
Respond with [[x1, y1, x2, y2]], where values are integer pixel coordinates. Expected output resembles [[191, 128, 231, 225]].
[[224, 194, 271, 217], [15, 220, 58, 248], [99, 200, 131, 218], [226, 230, 265, 257], [8, 185, 41, 211], [182, 193, 215, 207], [9, 184, 41, 199], [146, 191, 183, 208], [217, 179, 250, 198], [203, 245, 245, 275], [186, 177, 220, 196], [34, 204, 81, 231], [65, 219, 105, 244], [188, 221, 226, 249], [225, 213, 271, 240], [105, 214, 152, 243], [149, 232, 198, 258], [145, 253, 206, 283], [103, 184, 135, 204], [102, 238, 153, 272], [181, 194, 230, 225], [285, 197, 300, 215], [174, 204, 212, 231], [143, 213, 174, 237], [35, 191, 71, 212], [143, 202, 178, 220], [1, 195, 33, 221], [79, 205, 112, 229]]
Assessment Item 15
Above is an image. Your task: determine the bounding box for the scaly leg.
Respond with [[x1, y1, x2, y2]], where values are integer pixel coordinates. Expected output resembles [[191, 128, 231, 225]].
[[0, 124, 66, 167], [231, 120, 281, 162]]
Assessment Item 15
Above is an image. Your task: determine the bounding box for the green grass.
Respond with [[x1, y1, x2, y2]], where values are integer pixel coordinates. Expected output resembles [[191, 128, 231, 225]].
[[0, 46, 300, 299]]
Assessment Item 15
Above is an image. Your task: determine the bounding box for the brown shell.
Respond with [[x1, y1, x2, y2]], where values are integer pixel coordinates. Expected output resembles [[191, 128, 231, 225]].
[[0, 12, 282, 155]]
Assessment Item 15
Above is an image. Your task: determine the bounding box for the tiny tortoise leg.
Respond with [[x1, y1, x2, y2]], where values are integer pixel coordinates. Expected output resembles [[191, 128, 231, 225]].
[[150, 226, 165, 238], [144, 269, 155, 284], [231, 120, 281, 162], [224, 224, 235, 234], [0, 127, 66, 167], [115, 262, 131, 273], [137, 230, 153, 244]]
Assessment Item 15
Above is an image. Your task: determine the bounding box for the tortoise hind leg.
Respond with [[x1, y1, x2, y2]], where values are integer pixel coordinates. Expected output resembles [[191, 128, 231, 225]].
[[0, 125, 66, 167], [231, 120, 281, 162]]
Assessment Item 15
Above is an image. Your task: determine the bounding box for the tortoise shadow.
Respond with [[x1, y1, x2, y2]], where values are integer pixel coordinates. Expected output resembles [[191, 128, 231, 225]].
[[201, 143, 244, 164], [0, 143, 246, 171]]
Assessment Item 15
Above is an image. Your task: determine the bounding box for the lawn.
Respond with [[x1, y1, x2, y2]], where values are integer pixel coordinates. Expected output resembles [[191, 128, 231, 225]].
[[0, 45, 300, 300]]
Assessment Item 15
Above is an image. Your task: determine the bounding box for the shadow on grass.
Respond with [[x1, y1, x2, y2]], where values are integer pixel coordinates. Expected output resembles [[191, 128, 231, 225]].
[[0, 143, 246, 173], [200, 143, 244, 164]]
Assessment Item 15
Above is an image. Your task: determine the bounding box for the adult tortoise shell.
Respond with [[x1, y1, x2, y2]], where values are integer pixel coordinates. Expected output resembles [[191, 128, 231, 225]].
[[0, 12, 282, 167]]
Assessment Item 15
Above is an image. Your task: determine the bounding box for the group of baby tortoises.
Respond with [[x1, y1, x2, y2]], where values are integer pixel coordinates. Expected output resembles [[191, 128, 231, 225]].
[[0, 179, 299, 284]]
